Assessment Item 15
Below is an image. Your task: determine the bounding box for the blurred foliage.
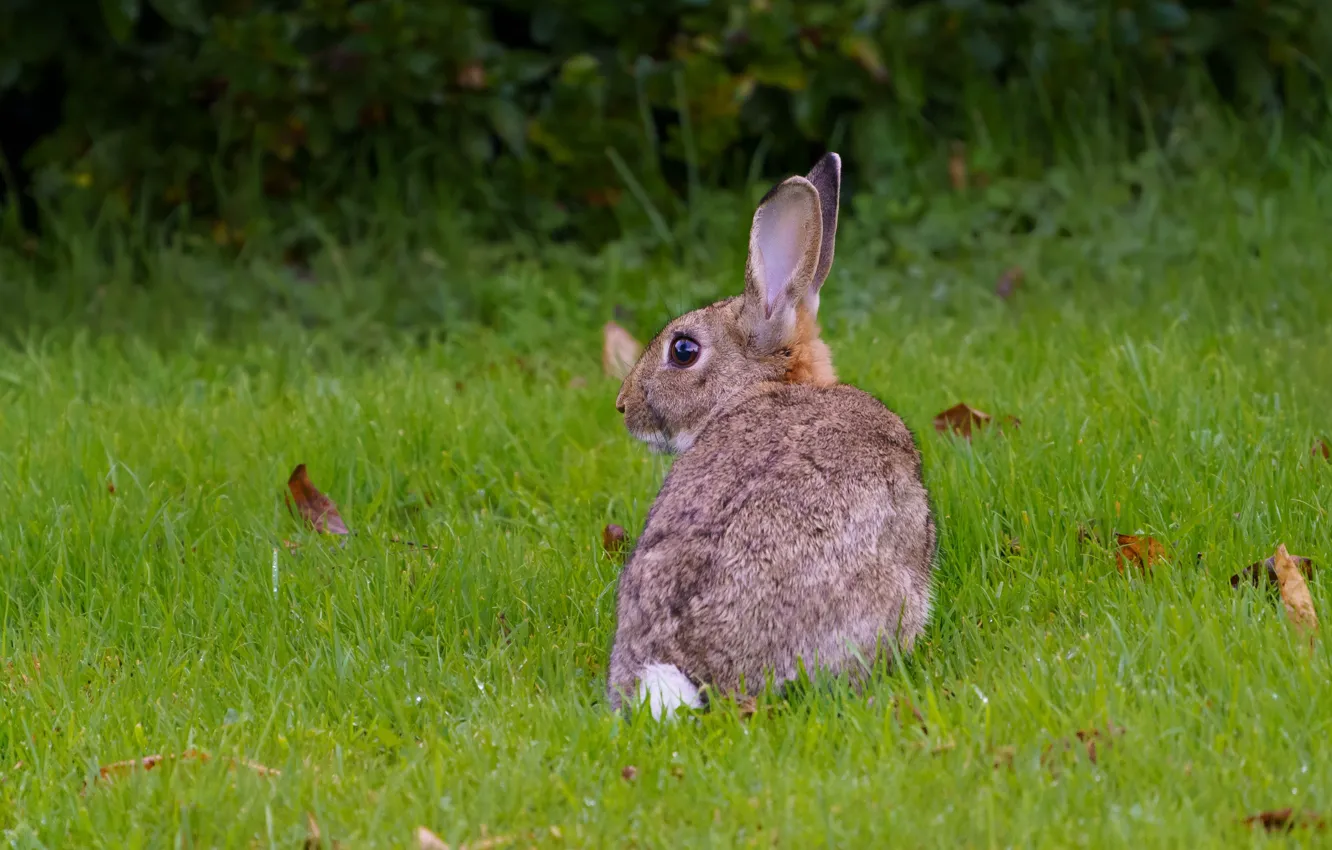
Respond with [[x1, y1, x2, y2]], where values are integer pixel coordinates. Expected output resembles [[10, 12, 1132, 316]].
[[0, 0, 1329, 246]]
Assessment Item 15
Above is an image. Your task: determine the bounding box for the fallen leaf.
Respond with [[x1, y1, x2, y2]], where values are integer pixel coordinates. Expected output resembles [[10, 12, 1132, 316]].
[[414, 825, 521, 850], [286, 464, 350, 535], [995, 266, 1024, 300], [931, 404, 1019, 439], [417, 827, 449, 850], [948, 141, 968, 192], [620, 765, 638, 781], [305, 811, 343, 849], [1042, 722, 1123, 771], [457, 63, 487, 91], [1274, 543, 1319, 641], [1230, 551, 1314, 589], [992, 745, 1016, 770], [85, 749, 279, 793], [602, 321, 642, 381], [1074, 723, 1122, 764], [1244, 808, 1325, 832], [1115, 533, 1164, 574], [1313, 439, 1330, 460], [602, 524, 628, 561], [932, 403, 990, 438], [107, 481, 116, 494]]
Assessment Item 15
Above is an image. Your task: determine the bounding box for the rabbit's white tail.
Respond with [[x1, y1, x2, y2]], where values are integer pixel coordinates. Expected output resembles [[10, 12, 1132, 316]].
[[637, 663, 702, 720]]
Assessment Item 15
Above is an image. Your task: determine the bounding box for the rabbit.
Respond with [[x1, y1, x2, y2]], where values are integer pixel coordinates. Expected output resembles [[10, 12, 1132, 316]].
[[607, 152, 937, 719]]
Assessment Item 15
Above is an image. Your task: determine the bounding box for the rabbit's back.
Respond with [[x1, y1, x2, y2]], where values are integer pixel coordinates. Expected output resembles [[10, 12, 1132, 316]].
[[609, 383, 935, 700]]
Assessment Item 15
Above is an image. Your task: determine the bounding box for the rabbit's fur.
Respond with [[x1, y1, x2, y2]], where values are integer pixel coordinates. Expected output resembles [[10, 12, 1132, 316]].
[[608, 153, 936, 717]]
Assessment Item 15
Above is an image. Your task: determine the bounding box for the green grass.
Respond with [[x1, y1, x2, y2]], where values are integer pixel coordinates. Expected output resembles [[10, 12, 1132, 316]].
[[3, 144, 1332, 848]]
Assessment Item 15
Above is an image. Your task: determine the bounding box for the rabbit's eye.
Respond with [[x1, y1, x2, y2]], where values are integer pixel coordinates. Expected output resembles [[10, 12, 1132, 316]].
[[669, 336, 701, 368]]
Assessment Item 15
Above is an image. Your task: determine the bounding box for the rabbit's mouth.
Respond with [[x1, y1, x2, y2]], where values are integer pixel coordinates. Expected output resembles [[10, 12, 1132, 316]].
[[624, 396, 700, 454], [643, 431, 699, 454], [629, 427, 677, 454]]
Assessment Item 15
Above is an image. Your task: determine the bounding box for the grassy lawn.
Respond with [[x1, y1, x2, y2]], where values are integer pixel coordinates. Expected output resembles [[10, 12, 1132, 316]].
[[2, 149, 1332, 848]]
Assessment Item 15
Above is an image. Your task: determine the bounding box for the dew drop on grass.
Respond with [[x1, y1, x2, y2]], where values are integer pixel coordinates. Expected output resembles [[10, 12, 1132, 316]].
[[271, 548, 279, 595]]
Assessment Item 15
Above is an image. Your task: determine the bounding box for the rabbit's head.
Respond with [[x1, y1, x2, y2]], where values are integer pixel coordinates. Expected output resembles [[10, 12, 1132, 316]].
[[615, 153, 842, 453]]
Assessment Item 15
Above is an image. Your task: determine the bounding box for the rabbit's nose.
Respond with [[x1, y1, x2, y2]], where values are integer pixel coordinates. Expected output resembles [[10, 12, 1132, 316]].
[[614, 395, 627, 414]]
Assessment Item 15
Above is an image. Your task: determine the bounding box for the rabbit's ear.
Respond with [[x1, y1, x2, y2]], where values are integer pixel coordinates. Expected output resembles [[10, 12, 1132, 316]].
[[804, 152, 841, 295], [743, 175, 823, 324]]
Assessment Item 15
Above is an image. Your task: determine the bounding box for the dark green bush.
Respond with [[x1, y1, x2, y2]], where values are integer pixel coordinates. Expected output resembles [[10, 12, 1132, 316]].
[[1, 0, 1328, 245]]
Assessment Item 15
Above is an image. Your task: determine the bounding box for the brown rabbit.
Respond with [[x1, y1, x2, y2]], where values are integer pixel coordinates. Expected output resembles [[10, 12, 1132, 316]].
[[607, 153, 937, 718]]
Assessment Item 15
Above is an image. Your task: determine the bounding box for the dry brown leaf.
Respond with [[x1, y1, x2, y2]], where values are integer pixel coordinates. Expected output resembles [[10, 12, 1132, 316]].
[[602, 524, 628, 561], [1274, 543, 1319, 641], [456, 63, 487, 91], [85, 749, 279, 793], [932, 403, 1018, 439], [417, 827, 449, 850], [1042, 722, 1123, 772], [1230, 552, 1314, 589], [933, 403, 990, 438], [1313, 439, 1330, 460], [602, 321, 642, 381], [1115, 534, 1164, 574], [304, 811, 343, 849], [107, 481, 116, 494], [948, 141, 968, 192], [620, 765, 638, 781], [995, 266, 1024, 300], [286, 464, 350, 535], [415, 827, 519, 850], [992, 745, 1016, 770], [1243, 808, 1325, 832]]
